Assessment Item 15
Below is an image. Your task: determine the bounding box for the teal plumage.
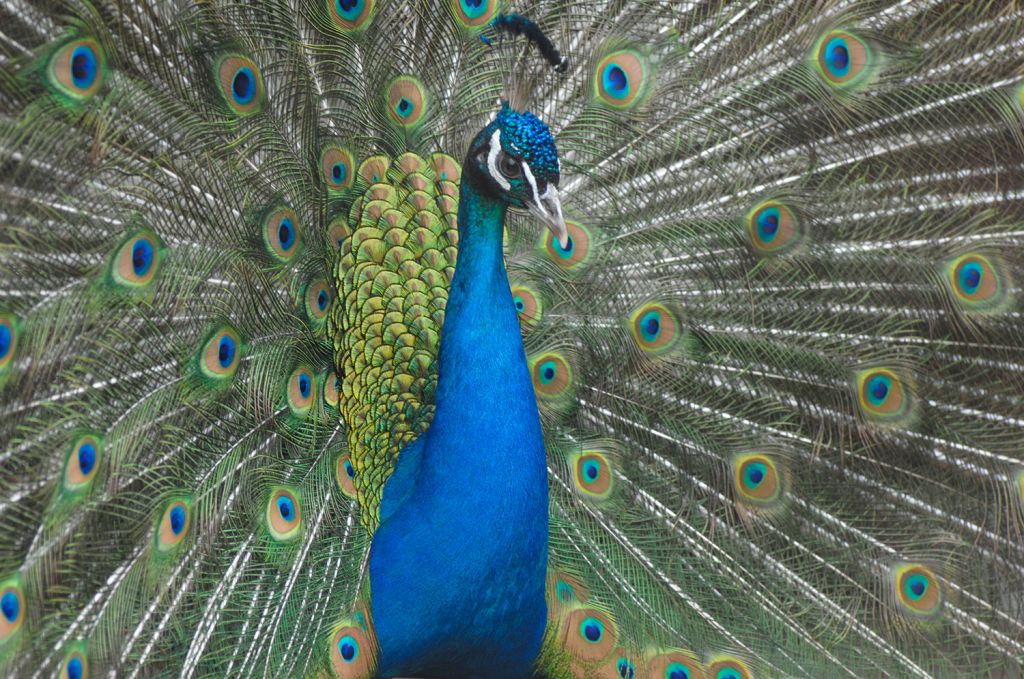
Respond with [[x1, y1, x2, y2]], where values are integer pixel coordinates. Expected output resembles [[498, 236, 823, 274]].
[[2, 1, 1024, 677]]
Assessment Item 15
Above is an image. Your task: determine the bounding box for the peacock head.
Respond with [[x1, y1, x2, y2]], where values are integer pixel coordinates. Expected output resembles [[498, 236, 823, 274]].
[[467, 103, 569, 248]]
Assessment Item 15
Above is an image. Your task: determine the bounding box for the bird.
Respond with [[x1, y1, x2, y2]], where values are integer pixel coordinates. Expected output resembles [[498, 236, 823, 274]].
[[1, 0, 1024, 677]]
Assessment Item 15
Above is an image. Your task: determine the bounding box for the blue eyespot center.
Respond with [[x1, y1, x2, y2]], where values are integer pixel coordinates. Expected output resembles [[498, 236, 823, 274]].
[[78, 442, 96, 475], [581, 617, 603, 642], [556, 581, 574, 602], [67, 656, 83, 679], [717, 671, 740, 679], [460, 0, 486, 17], [825, 38, 850, 76], [218, 336, 235, 368], [867, 375, 890, 404], [538, 360, 557, 384], [1, 591, 19, 622], [278, 218, 295, 250], [959, 262, 983, 293], [338, 635, 358, 662], [336, 0, 362, 17], [757, 207, 780, 242], [0, 324, 10, 359], [617, 658, 635, 679], [639, 310, 662, 343], [317, 290, 329, 311], [232, 67, 256, 104], [602, 64, 629, 99], [744, 462, 766, 489], [169, 505, 186, 535], [905, 574, 928, 600], [396, 98, 412, 117], [667, 663, 691, 679], [514, 296, 525, 312], [277, 496, 294, 521], [344, 459, 356, 478], [131, 240, 154, 276], [70, 46, 97, 89], [331, 163, 346, 183], [298, 373, 310, 398], [583, 459, 600, 481]]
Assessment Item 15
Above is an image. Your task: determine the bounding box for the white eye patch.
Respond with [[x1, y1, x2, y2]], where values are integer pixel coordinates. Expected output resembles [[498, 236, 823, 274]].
[[486, 129, 511, 191]]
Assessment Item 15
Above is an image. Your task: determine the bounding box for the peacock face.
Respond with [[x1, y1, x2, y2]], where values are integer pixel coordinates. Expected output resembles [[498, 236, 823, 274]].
[[469, 104, 569, 247]]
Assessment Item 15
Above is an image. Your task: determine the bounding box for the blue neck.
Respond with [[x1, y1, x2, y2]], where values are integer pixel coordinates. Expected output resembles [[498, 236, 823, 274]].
[[369, 175, 549, 678]]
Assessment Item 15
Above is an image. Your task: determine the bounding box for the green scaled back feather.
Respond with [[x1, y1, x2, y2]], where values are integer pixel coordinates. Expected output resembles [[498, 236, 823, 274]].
[[2, 0, 1024, 677]]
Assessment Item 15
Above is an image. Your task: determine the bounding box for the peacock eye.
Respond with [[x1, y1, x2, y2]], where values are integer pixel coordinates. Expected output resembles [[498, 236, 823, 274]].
[[497, 151, 521, 179]]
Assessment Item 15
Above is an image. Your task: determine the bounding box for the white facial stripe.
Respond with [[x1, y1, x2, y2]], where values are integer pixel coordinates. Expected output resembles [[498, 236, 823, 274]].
[[487, 129, 511, 191], [521, 161, 544, 217]]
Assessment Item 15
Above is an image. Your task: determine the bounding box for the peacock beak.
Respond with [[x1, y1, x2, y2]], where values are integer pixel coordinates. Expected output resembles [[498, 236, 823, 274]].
[[527, 184, 569, 249]]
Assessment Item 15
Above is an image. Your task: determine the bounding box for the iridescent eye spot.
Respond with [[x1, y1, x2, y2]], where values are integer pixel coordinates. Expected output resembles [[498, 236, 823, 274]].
[[945, 253, 1007, 310], [262, 207, 301, 262], [200, 326, 241, 381], [329, 0, 375, 31], [216, 55, 264, 115], [581, 617, 604, 643], [746, 200, 801, 254], [892, 563, 943, 619], [594, 49, 649, 109], [573, 452, 613, 499], [814, 30, 872, 88], [509, 285, 542, 329], [288, 367, 315, 416], [0, 314, 18, 370], [47, 38, 105, 101], [387, 76, 427, 128], [335, 454, 357, 498], [338, 635, 358, 661], [62, 651, 87, 679], [561, 608, 616, 661], [451, 0, 497, 29], [646, 652, 703, 679], [1, 591, 18, 623], [322, 146, 355, 191], [617, 657, 636, 679], [65, 434, 102, 490], [667, 663, 691, 679], [707, 657, 751, 679], [232, 68, 255, 104], [856, 367, 909, 421], [305, 280, 332, 326], [0, 582, 24, 641], [542, 220, 592, 271], [157, 499, 190, 551], [531, 353, 572, 399], [629, 302, 679, 355], [733, 453, 783, 506], [112, 231, 162, 288], [169, 505, 186, 535], [267, 488, 302, 541], [330, 626, 374, 676]]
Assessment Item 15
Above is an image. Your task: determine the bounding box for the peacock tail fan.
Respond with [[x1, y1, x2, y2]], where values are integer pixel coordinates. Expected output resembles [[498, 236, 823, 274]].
[[1, 0, 1023, 677]]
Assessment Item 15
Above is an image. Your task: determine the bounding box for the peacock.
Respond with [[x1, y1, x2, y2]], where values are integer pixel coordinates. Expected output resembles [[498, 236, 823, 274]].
[[2, 0, 1024, 676]]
